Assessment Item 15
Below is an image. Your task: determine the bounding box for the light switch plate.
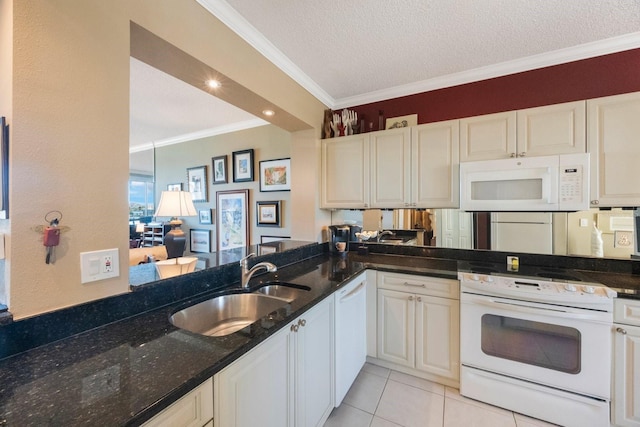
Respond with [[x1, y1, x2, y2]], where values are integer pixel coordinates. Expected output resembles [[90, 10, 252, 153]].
[[80, 248, 119, 283]]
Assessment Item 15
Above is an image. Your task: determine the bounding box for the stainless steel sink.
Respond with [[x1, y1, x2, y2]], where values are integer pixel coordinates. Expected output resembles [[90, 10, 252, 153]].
[[255, 282, 311, 302], [170, 293, 289, 337]]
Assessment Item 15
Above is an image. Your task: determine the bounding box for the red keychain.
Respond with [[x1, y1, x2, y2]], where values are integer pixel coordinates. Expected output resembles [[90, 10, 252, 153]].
[[44, 218, 60, 264]]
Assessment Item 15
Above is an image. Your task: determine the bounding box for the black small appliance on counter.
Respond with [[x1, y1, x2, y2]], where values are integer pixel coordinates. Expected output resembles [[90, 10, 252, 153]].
[[328, 224, 362, 254]]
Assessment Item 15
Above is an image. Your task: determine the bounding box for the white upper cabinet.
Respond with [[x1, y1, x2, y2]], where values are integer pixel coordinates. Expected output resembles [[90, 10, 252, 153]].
[[370, 128, 412, 208], [323, 123, 460, 209], [411, 121, 460, 208], [460, 101, 586, 161], [321, 134, 370, 209], [517, 101, 586, 157], [460, 111, 516, 161], [588, 91, 640, 207]]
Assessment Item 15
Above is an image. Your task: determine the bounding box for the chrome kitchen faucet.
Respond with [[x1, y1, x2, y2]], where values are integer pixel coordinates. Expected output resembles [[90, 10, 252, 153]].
[[240, 253, 277, 288]]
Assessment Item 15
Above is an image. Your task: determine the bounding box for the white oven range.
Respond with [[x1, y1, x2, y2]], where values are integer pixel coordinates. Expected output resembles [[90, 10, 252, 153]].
[[459, 271, 616, 427]]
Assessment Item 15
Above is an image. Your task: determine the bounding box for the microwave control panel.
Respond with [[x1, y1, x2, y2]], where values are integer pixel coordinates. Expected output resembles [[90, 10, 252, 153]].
[[559, 153, 589, 210]]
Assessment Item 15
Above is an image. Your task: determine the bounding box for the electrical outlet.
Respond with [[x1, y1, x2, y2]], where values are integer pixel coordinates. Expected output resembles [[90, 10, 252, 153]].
[[81, 248, 119, 283], [103, 255, 113, 273]]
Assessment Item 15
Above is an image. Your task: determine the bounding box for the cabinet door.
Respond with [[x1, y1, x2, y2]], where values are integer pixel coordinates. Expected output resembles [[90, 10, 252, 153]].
[[215, 326, 293, 427], [412, 121, 460, 208], [588, 92, 640, 207], [321, 135, 370, 208], [517, 101, 586, 157], [460, 111, 516, 161], [370, 128, 411, 208], [143, 378, 213, 427], [377, 289, 414, 368], [295, 296, 334, 427], [613, 323, 640, 427], [415, 296, 460, 381]]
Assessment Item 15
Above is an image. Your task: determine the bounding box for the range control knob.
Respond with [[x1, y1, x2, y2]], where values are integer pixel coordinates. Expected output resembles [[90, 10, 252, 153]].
[[583, 285, 596, 294], [564, 283, 577, 292], [471, 274, 480, 281]]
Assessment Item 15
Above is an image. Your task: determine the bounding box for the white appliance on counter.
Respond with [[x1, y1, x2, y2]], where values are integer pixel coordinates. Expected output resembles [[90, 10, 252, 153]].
[[334, 273, 367, 406], [459, 271, 616, 427], [460, 153, 589, 211], [491, 212, 552, 254]]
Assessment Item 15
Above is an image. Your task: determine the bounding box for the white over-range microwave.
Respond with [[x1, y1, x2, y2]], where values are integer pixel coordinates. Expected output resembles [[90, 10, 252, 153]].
[[460, 153, 590, 211]]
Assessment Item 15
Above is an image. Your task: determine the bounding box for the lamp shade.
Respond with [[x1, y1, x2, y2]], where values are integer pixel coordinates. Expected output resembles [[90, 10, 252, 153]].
[[154, 191, 197, 218], [155, 257, 198, 279]]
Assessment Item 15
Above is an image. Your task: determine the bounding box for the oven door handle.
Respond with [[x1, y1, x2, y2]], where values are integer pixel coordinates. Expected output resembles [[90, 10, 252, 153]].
[[468, 296, 609, 322]]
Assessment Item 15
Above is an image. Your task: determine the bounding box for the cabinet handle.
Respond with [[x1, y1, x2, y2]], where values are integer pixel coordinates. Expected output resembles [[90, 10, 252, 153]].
[[616, 327, 627, 335], [298, 319, 306, 327], [591, 200, 599, 205], [519, 152, 526, 157], [408, 296, 414, 301], [291, 324, 299, 332], [403, 282, 426, 288], [510, 153, 517, 158], [417, 296, 422, 302]]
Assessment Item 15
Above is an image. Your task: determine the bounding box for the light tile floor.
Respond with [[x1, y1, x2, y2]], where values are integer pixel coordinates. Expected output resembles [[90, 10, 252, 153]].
[[324, 363, 559, 427]]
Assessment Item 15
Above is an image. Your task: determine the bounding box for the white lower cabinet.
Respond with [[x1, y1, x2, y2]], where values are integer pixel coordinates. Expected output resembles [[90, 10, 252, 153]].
[[613, 298, 640, 426], [215, 296, 334, 427], [143, 377, 213, 427], [376, 272, 460, 385]]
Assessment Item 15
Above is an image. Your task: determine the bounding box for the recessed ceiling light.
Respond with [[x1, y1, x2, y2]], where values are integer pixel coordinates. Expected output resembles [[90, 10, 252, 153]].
[[262, 109, 275, 117], [206, 79, 221, 89]]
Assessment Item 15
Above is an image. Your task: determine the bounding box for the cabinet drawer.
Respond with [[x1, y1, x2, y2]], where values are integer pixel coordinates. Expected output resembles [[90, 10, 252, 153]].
[[143, 378, 213, 427], [614, 298, 640, 326], [377, 271, 459, 299]]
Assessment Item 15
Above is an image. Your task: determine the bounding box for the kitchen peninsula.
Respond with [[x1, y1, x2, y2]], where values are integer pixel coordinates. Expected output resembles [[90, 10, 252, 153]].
[[0, 242, 638, 426]]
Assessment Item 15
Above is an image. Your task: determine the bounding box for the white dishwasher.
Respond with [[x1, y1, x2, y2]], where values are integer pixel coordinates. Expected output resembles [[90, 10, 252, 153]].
[[334, 272, 367, 406]]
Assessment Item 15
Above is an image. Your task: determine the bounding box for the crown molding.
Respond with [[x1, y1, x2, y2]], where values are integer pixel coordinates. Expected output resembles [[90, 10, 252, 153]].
[[197, 0, 640, 110], [129, 119, 268, 153], [334, 32, 640, 109], [197, 0, 336, 108]]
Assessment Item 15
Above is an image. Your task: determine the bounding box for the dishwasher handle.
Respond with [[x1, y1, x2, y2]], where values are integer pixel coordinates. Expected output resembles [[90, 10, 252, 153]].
[[339, 282, 365, 303]]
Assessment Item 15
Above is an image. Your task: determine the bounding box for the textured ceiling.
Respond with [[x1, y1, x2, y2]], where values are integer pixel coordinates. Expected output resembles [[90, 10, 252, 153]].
[[131, 1, 640, 151], [210, 0, 640, 106]]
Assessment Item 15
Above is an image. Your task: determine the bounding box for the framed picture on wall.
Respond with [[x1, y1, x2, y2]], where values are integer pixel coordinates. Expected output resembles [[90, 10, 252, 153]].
[[260, 235, 290, 244], [212, 155, 227, 185], [198, 209, 213, 224], [190, 229, 211, 253], [216, 189, 249, 251], [232, 149, 254, 182], [259, 158, 291, 192], [256, 200, 281, 227], [187, 165, 208, 202]]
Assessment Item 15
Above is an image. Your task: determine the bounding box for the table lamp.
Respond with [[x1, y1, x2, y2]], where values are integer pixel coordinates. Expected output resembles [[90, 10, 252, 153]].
[[154, 191, 197, 258]]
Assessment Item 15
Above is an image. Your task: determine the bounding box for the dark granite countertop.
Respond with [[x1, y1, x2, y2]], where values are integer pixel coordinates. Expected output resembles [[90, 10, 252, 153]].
[[1, 247, 638, 426], [0, 252, 458, 426]]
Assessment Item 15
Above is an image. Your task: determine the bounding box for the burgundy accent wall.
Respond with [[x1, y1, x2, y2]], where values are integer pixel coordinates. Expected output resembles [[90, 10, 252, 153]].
[[350, 48, 640, 131]]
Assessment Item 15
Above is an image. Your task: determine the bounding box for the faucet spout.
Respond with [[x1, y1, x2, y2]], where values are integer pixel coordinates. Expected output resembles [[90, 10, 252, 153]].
[[240, 253, 277, 288], [377, 230, 395, 242]]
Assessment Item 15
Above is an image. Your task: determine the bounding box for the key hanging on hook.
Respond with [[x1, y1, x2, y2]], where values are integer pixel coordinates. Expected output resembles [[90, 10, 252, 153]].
[[44, 217, 60, 264]]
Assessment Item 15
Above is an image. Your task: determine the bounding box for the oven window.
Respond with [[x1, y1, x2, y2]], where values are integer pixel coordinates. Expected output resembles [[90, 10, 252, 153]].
[[481, 314, 581, 374]]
